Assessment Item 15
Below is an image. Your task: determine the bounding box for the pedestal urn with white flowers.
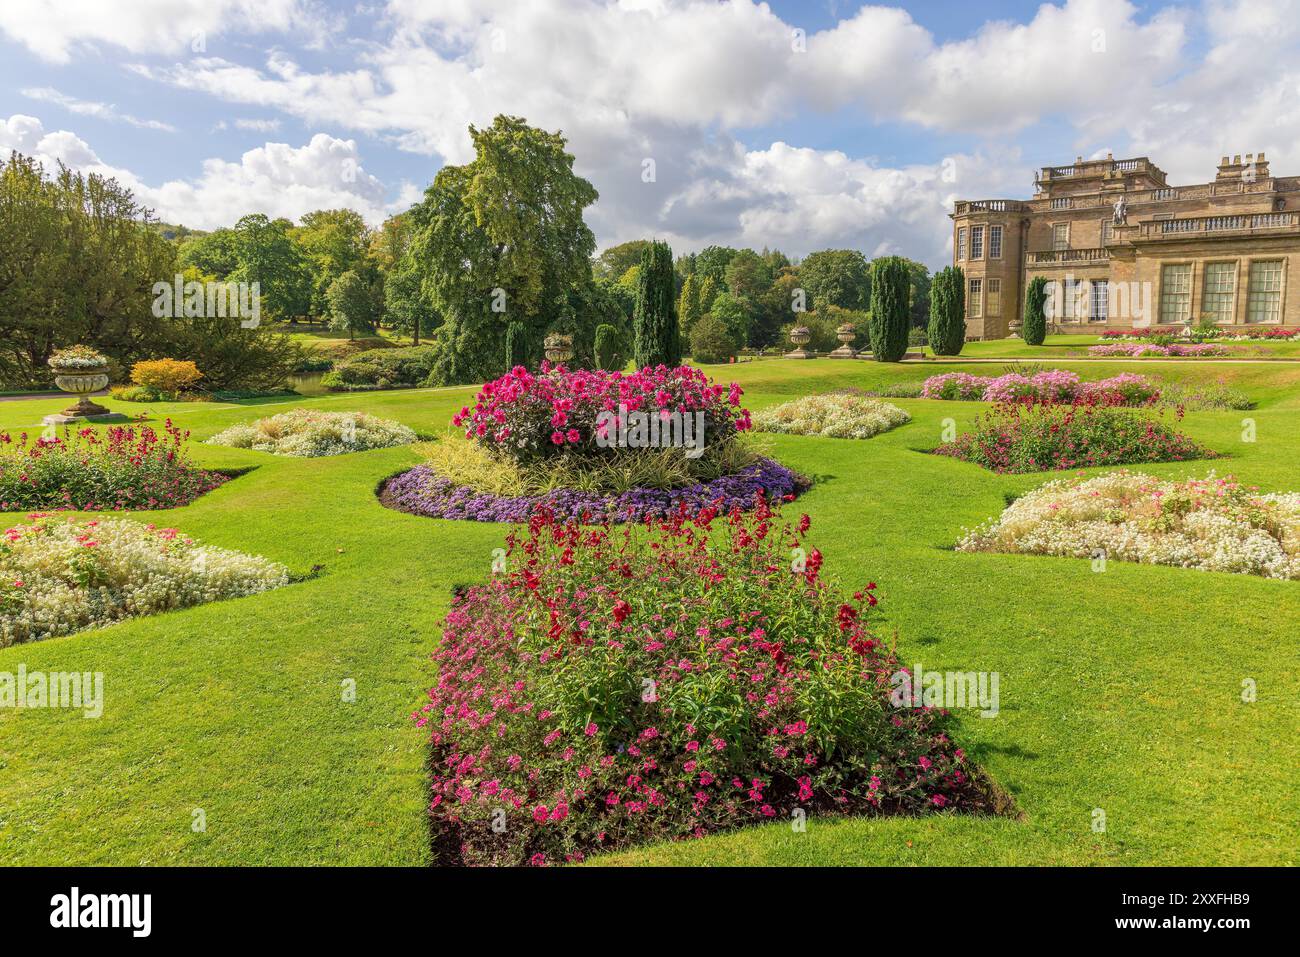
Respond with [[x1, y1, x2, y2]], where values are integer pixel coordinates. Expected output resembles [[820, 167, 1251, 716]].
[[48, 345, 112, 419]]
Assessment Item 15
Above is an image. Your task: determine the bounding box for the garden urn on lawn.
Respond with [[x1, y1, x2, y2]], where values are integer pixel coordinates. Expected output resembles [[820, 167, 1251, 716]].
[[47, 346, 112, 421], [784, 325, 814, 359], [544, 333, 574, 364], [829, 322, 858, 358]]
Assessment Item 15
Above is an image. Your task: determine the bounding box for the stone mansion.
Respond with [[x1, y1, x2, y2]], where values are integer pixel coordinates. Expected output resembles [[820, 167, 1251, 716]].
[[950, 153, 1300, 339]]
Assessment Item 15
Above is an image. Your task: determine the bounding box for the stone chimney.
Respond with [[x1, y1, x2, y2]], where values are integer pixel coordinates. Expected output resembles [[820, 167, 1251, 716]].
[[1217, 152, 1270, 183]]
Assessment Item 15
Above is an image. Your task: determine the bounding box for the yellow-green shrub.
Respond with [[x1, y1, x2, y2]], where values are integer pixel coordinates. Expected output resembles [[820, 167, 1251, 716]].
[[130, 358, 203, 396]]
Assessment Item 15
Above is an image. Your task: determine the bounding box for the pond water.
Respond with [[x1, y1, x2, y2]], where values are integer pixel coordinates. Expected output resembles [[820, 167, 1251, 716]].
[[288, 372, 328, 396]]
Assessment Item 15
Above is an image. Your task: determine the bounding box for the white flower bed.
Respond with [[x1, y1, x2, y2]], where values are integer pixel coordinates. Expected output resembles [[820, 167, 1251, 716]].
[[207, 408, 416, 457], [753, 394, 910, 439], [1, 517, 291, 646], [957, 471, 1300, 580]]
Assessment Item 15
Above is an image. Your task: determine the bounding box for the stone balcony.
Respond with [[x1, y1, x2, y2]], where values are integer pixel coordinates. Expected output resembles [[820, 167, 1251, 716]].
[[1127, 212, 1300, 242], [952, 199, 1031, 216], [1026, 247, 1110, 266]]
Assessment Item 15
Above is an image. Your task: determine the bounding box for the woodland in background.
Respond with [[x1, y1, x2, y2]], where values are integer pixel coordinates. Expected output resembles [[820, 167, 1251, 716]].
[[0, 115, 933, 390]]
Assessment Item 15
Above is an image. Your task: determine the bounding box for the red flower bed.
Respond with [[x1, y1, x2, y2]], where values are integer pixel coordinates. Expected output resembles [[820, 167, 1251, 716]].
[[0, 420, 227, 511], [414, 498, 989, 866], [452, 363, 752, 462]]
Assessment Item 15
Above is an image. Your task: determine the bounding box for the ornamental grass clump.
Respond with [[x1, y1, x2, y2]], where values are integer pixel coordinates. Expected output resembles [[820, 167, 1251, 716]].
[[753, 393, 911, 439], [1, 516, 290, 646], [932, 395, 1215, 474], [207, 409, 416, 457], [957, 471, 1300, 580], [0, 421, 226, 511], [415, 500, 988, 866]]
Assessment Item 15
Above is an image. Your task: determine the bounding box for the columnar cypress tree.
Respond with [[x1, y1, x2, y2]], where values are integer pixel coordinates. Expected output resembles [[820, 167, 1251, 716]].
[[504, 320, 529, 369], [633, 240, 680, 367], [868, 256, 910, 362], [1022, 275, 1049, 345], [927, 265, 966, 356], [677, 274, 701, 338], [594, 323, 623, 370]]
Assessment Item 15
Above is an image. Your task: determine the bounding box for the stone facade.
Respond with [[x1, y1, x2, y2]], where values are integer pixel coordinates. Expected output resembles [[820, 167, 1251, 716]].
[[951, 153, 1300, 339]]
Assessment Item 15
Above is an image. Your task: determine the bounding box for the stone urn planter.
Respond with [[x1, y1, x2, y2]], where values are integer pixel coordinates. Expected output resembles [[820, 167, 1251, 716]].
[[543, 333, 574, 364], [47, 346, 111, 421], [784, 325, 814, 359], [829, 322, 858, 358]]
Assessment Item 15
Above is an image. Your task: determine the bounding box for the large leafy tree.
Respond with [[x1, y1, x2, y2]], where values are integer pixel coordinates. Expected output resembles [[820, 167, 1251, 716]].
[[694, 245, 739, 286], [799, 249, 871, 312], [410, 115, 598, 385], [371, 211, 438, 343], [632, 240, 680, 368], [723, 248, 773, 302], [326, 270, 376, 339], [927, 266, 966, 356], [708, 292, 752, 350], [903, 259, 932, 328], [230, 214, 312, 321], [868, 256, 911, 362], [0, 152, 176, 385], [757, 270, 804, 350], [594, 240, 651, 280], [294, 208, 374, 318], [177, 228, 240, 278]]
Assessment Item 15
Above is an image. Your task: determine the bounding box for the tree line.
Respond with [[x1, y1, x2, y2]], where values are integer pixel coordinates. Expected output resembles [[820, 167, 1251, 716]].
[[1, 114, 966, 391]]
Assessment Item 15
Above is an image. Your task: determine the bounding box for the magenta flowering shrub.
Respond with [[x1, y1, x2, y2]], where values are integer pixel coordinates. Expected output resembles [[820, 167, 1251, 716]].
[[921, 371, 1160, 406], [451, 363, 752, 463], [414, 499, 987, 866], [921, 372, 987, 401], [933, 395, 1215, 473], [1087, 342, 1230, 357]]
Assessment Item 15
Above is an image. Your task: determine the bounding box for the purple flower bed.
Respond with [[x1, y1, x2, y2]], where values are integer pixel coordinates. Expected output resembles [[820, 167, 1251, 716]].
[[378, 457, 808, 524]]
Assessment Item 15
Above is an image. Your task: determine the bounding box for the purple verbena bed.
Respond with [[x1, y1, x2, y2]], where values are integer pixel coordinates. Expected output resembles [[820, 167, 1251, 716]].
[[378, 457, 808, 523]]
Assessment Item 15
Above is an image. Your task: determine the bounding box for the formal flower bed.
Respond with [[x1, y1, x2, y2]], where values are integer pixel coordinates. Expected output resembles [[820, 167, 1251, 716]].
[[414, 501, 988, 865], [957, 471, 1300, 580], [922, 370, 1160, 406], [384, 364, 798, 523], [0, 421, 227, 511], [380, 457, 806, 523], [933, 396, 1215, 473], [752, 393, 910, 439], [1087, 342, 1231, 357], [1101, 328, 1298, 341], [1, 515, 290, 646], [207, 409, 416, 457], [452, 363, 752, 462]]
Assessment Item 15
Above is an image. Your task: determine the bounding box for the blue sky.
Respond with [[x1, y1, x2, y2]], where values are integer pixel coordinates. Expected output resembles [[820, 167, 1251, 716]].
[[2, 0, 1295, 269]]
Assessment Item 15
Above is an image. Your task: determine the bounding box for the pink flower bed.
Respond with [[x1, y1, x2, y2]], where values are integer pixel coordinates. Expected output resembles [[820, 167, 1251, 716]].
[[414, 500, 989, 865], [1087, 342, 1230, 357], [922, 371, 1160, 406], [1102, 327, 1297, 341], [452, 363, 752, 462]]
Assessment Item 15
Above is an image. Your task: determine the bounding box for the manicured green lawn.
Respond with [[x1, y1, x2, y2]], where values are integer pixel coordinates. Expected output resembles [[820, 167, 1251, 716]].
[[2, 359, 1297, 865]]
